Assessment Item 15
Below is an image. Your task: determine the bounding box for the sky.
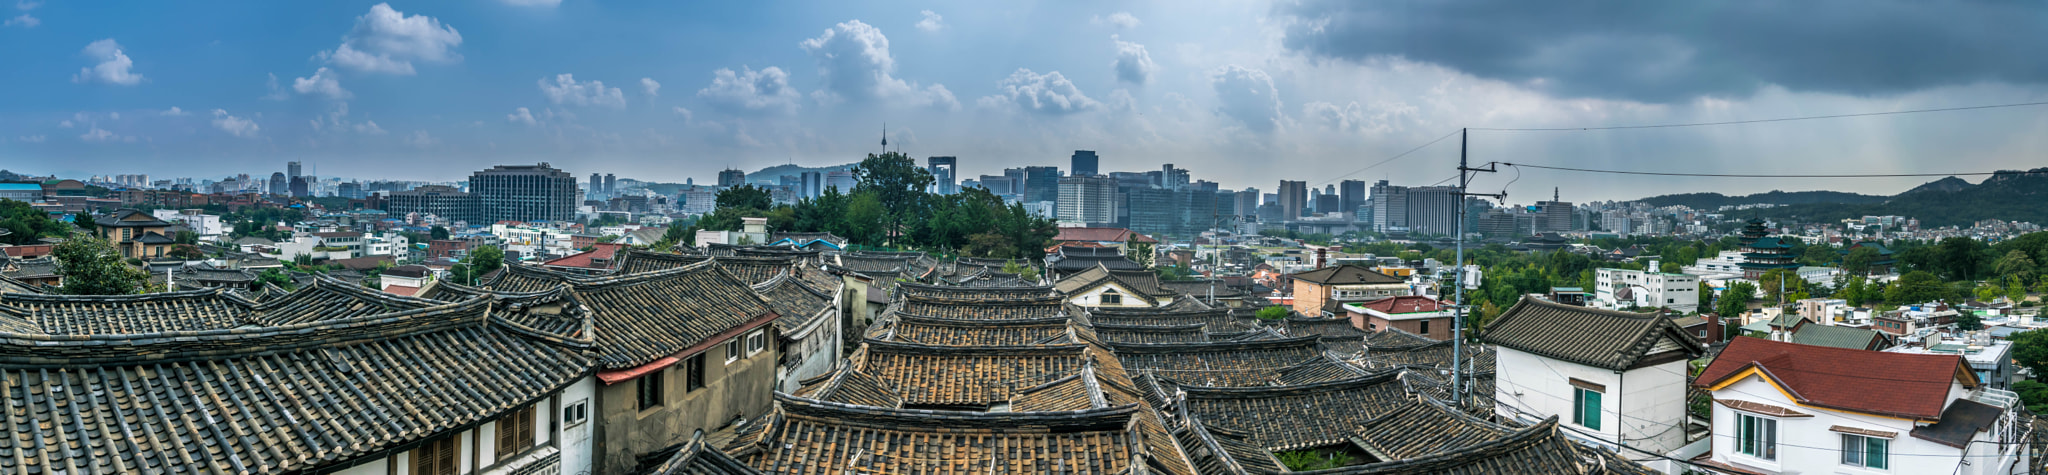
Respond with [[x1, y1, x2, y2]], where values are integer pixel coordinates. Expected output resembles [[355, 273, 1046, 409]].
[[5, 0, 2048, 202]]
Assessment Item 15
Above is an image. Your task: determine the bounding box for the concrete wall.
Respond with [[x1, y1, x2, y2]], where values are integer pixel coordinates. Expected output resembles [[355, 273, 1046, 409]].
[[1067, 282, 1156, 308], [1708, 374, 1999, 475], [1494, 347, 1692, 455], [779, 307, 842, 394], [1361, 314, 1453, 340], [595, 330, 779, 474]]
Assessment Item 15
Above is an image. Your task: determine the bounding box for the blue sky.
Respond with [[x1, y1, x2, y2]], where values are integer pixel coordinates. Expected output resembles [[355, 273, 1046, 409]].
[[6, 0, 2048, 201]]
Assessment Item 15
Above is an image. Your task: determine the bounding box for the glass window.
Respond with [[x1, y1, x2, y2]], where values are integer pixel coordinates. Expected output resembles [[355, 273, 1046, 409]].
[[1101, 290, 1121, 305], [747, 331, 765, 355], [1842, 434, 1888, 469], [725, 338, 741, 363], [1419, 320, 1430, 335], [1572, 387, 1602, 430], [1737, 413, 1777, 460], [637, 370, 664, 410], [562, 399, 588, 427], [686, 354, 705, 391]]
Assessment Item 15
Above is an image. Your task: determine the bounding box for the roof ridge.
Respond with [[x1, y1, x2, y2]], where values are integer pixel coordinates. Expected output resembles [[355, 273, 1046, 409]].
[[0, 296, 497, 366]]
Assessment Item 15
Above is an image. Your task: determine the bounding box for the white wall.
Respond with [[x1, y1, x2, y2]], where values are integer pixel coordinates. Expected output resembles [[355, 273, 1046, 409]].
[[1494, 347, 1691, 455], [557, 376, 597, 475], [1707, 373, 1997, 475], [1066, 282, 1154, 308]]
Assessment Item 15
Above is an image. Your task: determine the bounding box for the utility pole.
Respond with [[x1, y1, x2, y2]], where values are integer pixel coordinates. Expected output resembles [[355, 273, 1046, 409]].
[[1451, 128, 1504, 407]]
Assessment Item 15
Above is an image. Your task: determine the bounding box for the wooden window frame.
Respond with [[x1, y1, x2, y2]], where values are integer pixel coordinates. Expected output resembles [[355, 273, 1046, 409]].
[[686, 353, 706, 391], [496, 404, 537, 462], [1101, 289, 1122, 305], [637, 370, 665, 411], [746, 330, 765, 356], [412, 436, 459, 475]]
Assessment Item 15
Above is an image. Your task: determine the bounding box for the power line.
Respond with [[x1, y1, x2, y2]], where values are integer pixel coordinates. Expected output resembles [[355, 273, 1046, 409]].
[[1314, 129, 1463, 187], [1470, 100, 2048, 131], [1500, 162, 2032, 179]]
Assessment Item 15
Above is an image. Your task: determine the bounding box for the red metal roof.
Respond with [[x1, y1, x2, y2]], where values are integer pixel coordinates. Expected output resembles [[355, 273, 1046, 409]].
[[1695, 337, 1973, 420], [1348, 295, 1445, 314], [1052, 227, 1156, 244], [383, 285, 420, 297], [543, 242, 628, 269]]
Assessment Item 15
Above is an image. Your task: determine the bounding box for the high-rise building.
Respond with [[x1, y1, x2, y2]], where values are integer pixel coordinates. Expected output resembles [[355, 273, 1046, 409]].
[[1340, 180, 1366, 216], [289, 176, 309, 198], [927, 156, 958, 195], [825, 170, 857, 193], [1536, 188, 1574, 232], [1160, 164, 1189, 191], [1233, 189, 1260, 219], [604, 174, 617, 196], [1070, 151, 1099, 177], [717, 169, 746, 188], [588, 173, 602, 199], [287, 161, 302, 179], [1057, 175, 1118, 226], [800, 171, 823, 199], [1403, 186, 1460, 236], [1277, 180, 1307, 220], [1370, 180, 1407, 232], [383, 185, 480, 224], [1313, 194, 1339, 216], [269, 172, 288, 196], [338, 182, 364, 200], [470, 163, 578, 223], [1006, 166, 1060, 204], [978, 174, 1019, 198]]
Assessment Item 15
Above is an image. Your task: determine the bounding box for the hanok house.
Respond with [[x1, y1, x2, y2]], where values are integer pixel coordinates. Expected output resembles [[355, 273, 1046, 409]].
[[1289, 263, 1410, 317], [1694, 337, 2029, 475], [93, 208, 176, 258], [1481, 296, 1706, 458], [1054, 262, 1182, 309], [751, 272, 842, 394], [1345, 294, 1455, 340], [0, 289, 598, 475]]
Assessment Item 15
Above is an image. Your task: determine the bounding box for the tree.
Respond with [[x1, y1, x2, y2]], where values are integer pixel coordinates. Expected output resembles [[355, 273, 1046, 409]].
[[1696, 281, 1715, 312], [1839, 276, 1869, 307], [1841, 247, 1881, 276], [2014, 380, 2048, 415], [1936, 237, 1988, 281], [1128, 241, 1156, 268], [1256, 306, 1289, 320], [1800, 245, 1838, 267], [1716, 281, 1756, 319], [1758, 268, 1807, 305], [166, 244, 206, 260], [430, 225, 450, 241], [653, 224, 696, 250], [51, 234, 150, 295], [1660, 261, 1682, 273], [256, 268, 294, 291], [851, 152, 933, 247], [1886, 270, 1946, 305], [1997, 250, 2038, 287], [1955, 312, 1984, 331], [698, 185, 776, 232], [173, 230, 198, 245], [2011, 329, 2048, 384], [468, 245, 504, 275], [0, 199, 69, 245]]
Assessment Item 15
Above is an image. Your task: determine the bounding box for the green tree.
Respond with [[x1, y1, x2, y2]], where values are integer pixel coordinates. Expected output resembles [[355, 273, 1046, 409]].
[[699, 185, 776, 231], [1886, 270, 1946, 305], [1839, 276, 1869, 307], [653, 224, 696, 250], [1758, 268, 1807, 305], [173, 230, 198, 245], [430, 225, 450, 241], [166, 244, 206, 260], [1256, 306, 1289, 320], [2013, 380, 2048, 414], [51, 234, 150, 295], [1937, 237, 1988, 281], [1697, 281, 1715, 312], [1660, 261, 1682, 273], [1800, 244, 1838, 267], [0, 199, 69, 245], [851, 152, 933, 247], [1997, 250, 2037, 287], [1955, 312, 1984, 331], [1841, 246, 1881, 276], [2011, 329, 2048, 384], [256, 268, 294, 290], [1128, 241, 1156, 268], [1716, 281, 1756, 318], [468, 245, 504, 274], [842, 192, 886, 246]]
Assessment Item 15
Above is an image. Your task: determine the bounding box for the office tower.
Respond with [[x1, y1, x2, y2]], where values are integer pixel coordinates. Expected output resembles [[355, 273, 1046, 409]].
[[826, 170, 857, 193], [1070, 151, 1099, 177], [800, 171, 823, 199], [269, 172, 287, 196], [928, 156, 958, 195], [1006, 166, 1059, 203], [338, 182, 364, 200], [1277, 180, 1307, 219], [718, 169, 746, 188], [1340, 180, 1366, 217], [1536, 187, 1574, 232], [1314, 194, 1338, 216], [588, 173, 602, 199], [383, 185, 480, 224], [289, 176, 309, 198], [288, 161, 302, 179], [1370, 180, 1407, 232], [1234, 189, 1260, 218], [604, 174, 617, 196], [1160, 164, 1189, 191], [469, 163, 578, 223], [1403, 186, 1460, 236], [1057, 175, 1118, 226], [1109, 172, 1151, 189], [978, 174, 1019, 198], [1191, 180, 1220, 193]]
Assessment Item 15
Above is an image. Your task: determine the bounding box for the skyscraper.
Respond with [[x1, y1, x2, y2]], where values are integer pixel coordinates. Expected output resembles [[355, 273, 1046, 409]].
[[1536, 187, 1574, 232], [1057, 175, 1118, 226], [269, 172, 288, 196], [1370, 180, 1407, 232], [588, 173, 602, 199], [1234, 189, 1260, 219], [1277, 180, 1307, 220], [604, 174, 617, 196], [825, 170, 857, 193], [384, 185, 479, 224], [1339, 180, 1366, 217], [287, 161, 302, 179], [800, 171, 823, 199], [1070, 151, 1099, 177], [1403, 186, 1460, 236], [927, 156, 958, 195], [470, 163, 578, 223], [1006, 166, 1060, 204], [289, 176, 309, 198], [1161, 164, 1189, 191], [717, 169, 746, 188]]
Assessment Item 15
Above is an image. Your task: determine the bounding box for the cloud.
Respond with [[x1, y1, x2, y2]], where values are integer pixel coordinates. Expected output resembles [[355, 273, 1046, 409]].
[[977, 69, 1100, 115], [321, 3, 462, 75], [697, 66, 802, 115], [915, 10, 944, 32], [292, 67, 351, 99], [356, 120, 387, 134], [109, 112, 120, 120], [262, 74, 292, 100], [1273, 0, 2048, 102], [1302, 100, 1420, 134], [15, 1, 39, 10], [1210, 65, 1283, 133], [799, 20, 958, 109], [211, 109, 259, 137], [18, 135, 44, 143], [508, 107, 538, 125], [404, 130, 438, 147], [672, 106, 693, 122], [79, 127, 133, 142], [58, 120, 72, 128], [3, 14, 35, 27], [499, 0, 561, 7], [540, 74, 625, 107], [73, 39, 144, 86], [1111, 35, 1156, 85], [640, 77, 661, 97], [160, 107, 187, 116], [1094, 12, 1141, 29]]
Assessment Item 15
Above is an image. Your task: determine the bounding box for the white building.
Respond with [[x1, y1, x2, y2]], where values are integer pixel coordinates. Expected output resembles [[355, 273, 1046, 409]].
[[1696, 337, 2028, 475], [1482, 297, 1707, 470], [152, 209, 226, 238], [1594, 267, 1701, 313], [1681, 250, 1746, 278]]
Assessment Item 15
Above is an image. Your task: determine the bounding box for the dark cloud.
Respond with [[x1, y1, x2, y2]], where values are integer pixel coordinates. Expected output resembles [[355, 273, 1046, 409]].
[[1274, 0, 2048, 102]]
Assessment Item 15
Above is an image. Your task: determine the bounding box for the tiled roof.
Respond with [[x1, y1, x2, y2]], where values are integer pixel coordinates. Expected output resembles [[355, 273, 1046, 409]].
[[896, 281, 1058, 300], [898, 294, 1067, 321], [1088, 308, 1248, 332], [1400, 370, 1498, 418], [1290, 264, 1404, 286], [1053, 227, 1155, 243], [1048, 254, 1146, 273], [93, 209, 171, 227], [570, 260, 777, 370], [1695, 337, 1972, 420], [1159, 279, 1247, 299], [639, 436, 762, 475], [725, 394, 1184, 474], [1788, 324, 1885, 350], [1053, 265, 1174, 302], [751, 273, 833, 334], [1008, 364, 1148, 413], [1480, 297, 1704, 371], [713, 255, 796, 286], [2, 257, 57, 279], [486, 264, 594, 293], [1274, 354, 1377, 385], [1091, 322, 1211, 344], [252, 275, 446, 326], [1108, 336, 1326, 387], [1365, 327, 1437, 347], [0, 288, 256, 334], [1351, 399, 1510, 461], [0, 296, 593, 474], [542, 242, 628, 269], [852, 340, 1093, 407], [1285, 316, 1367, 339], [0, 274, 39, 295], [1299, 418, 1655, 474], [877, 314, 1074, 346], [613, 249, 713, 274], [1165, 404, 1289, 474], [1361, 339, 1497, 374], [1179, 371, 1411, 450], [791, 368, 904, 409], [1349, 295, 1448, 314]]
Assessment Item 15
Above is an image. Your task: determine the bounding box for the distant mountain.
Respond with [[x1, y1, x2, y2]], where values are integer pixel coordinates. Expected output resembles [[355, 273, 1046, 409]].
[[744, 163, 857, 183], [1632, 168, 2048, 227]]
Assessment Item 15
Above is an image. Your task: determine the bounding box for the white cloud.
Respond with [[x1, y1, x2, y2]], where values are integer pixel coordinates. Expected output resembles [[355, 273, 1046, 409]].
[[404, 130, 438, 147], [799, 20, 958, 110], [211, 109, 260, 138], [263, 73, 291, 100], [3, 14, 36, 27], [79, 127, 132, 142], [58, 120, 72, 128], [640, 77, 661, 97], [1302, 100, 1421, 134], [109, 112, 120, 120], [73, 39, 144, 86], [1111, 36, 1156, 85], [915, 10, 944, 32], [18, 135, 45, 143], [498, 0, 561, 7], [321, 3, 462, 75], [355, 120, 387, 135], [672, 106, 693, 122], [977, 69, 1100, 115], [697, 66, 802, 115], [160, 107, 186, 116], [292, 67, 351, 99], [539, 74, 626, 108], [1094, 12, 1141, 29], [1210, 65, 1283, 133], [508, 107, 538, 125]]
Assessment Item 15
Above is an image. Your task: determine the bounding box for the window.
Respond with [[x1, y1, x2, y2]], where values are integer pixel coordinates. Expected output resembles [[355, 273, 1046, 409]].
[[1419, 320, 1430, 335], [496, 404, 536, 461], [1101, 290, 1122, 305], [725, 338, 741, 363], [637, 370, 664, 410], [1571, 385, 1602, 430], [1736, 413, 1777, 460], [562, 399, 588, 427], [746, 330, 765, 355], [686, 354, 706, 391], [412, 437, 458, 475], [1841, 434, 1888, 469]]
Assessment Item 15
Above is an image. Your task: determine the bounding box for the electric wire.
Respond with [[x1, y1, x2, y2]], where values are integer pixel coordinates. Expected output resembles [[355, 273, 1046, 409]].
[[1469, 100, 2048, 131], [1314, 129, 1463, 187], [1498, 162, 2031, 179]]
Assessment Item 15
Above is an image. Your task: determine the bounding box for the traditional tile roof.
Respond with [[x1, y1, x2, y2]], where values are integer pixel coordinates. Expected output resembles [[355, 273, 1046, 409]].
[[1291, 264, 1404, 286], [638, 436, 763, 475], [876, 314, 1074, 346], [0, 274, 39, 295], [768, 231, 847, 248], [1008, 364, 1148, 412], [1088, 308, 1248, 332], [1284, 316, 1369, 353], [751, 273, 833, 334], [93, 208, 172, 228], [1053, 265, 1176, 304], [898, 294, 1067, 321], [1299, 418, 1654, 474], [851, 340, 1093, 407], [2, 257, 57, 280], [1695, 337, 1974, 420], [613, 249, 714, 274], [791, 368, 904, 409], [0, 296, 594, 474], [713, 255, 797, 286], [1108, 335, 1326, 387], [1053, 227, 1156, 244], [0, 288, 256, 334], [725, 394, 1187, 475], [1351, 399, 1510, 462], [1349, 295, 1448, 315], [1159, 279, 1247, 300], [1047, 253, 1146, 273], [1365, 327, 1437, 347], [896, 281, 1058, 300], [957, 272, 1031, 287], [1179, 371, 1412, 451], [1788, 324, 1887, 350], [1165, 403, 1289, 475], [252, 274, 446, 326], [1090, 322, 1211, 344], [1400, 370, 1498, 417], [570, 260, 777, 370], [1361, 338, 1497, 374], [835, 254, 907, 274], [1480, 297, 1704, 371], [1273, 354, 1377, 385]]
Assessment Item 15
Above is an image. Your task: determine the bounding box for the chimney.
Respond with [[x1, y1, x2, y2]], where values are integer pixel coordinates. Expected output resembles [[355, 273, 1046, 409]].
[[1316, 248, 1327, 269]]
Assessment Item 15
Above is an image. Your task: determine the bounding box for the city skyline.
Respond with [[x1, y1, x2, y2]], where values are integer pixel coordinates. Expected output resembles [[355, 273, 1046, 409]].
[[7, 1, 2048, 201]]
